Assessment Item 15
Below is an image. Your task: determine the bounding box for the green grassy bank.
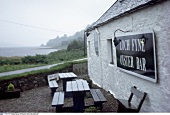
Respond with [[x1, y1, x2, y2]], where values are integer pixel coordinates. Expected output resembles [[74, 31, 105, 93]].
[[0, 59, 87, 82], [0, 49, 85, 73]]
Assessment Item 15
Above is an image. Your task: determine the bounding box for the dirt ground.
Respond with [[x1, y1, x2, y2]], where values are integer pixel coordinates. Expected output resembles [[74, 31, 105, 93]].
[[0, 74, 118, 113]]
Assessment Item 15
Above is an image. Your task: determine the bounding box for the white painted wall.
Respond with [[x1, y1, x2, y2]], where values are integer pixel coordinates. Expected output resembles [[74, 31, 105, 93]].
[[87, 0, 170, 112]]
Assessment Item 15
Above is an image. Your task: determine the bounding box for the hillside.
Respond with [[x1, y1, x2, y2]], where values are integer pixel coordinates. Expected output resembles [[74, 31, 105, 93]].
[[45, 30, 84, 49], [42, 23, 93, 49]]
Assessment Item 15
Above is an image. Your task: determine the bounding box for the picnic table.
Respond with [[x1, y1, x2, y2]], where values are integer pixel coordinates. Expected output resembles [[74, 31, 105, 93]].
[[66, 79, 90, 112], [58, 72, 77, 92]]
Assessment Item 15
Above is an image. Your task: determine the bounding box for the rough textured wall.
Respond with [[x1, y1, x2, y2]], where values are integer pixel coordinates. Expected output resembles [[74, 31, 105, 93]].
[[0, 75, 47, 92], [87, 0, 170, 112], [73, 62, 88, 75], [0, 65, 73, 92]]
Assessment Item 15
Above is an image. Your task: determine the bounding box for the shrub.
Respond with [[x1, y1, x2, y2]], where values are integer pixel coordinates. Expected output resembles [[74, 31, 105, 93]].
[[7, 83, 15, 91], [67, 40, 84, 51], [21, 55, 47, 64], [85, 106, 99, 112], [0, 56, 22, 65]]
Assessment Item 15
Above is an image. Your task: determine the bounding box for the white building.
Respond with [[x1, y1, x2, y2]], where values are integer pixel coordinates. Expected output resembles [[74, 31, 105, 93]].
[[86, 0, 170, 112]]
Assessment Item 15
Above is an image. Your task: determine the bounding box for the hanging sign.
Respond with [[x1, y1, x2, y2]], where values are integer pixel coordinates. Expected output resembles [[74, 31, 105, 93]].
[[115, 31, 157, 83]]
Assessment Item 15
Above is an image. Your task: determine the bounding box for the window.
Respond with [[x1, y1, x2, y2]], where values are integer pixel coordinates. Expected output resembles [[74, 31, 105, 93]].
[[94, 28, 99, 56], [107, 39, 114, 64], [88, 41, 91, 57]]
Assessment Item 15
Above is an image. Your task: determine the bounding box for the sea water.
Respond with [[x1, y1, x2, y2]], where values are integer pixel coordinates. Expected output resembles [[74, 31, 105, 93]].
[[0, 46, 58, 57]]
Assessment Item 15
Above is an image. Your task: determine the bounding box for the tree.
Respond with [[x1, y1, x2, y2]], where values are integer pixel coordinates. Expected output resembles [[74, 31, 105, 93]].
[[67, 40, 83, 51]]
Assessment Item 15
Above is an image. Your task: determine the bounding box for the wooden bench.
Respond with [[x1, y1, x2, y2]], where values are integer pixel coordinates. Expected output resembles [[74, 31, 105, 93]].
[[52, 92, 65, 112], [47, 74, 59, 96], [90, 89, 107, 111], [47, 74, 59, 82], [48, 80, 58, 96], [117, 86, 147, 113]]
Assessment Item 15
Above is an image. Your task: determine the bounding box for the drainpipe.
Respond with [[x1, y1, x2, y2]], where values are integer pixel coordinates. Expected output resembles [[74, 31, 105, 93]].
[[84, 31, 86, 57], [95, 28, 103, 88]]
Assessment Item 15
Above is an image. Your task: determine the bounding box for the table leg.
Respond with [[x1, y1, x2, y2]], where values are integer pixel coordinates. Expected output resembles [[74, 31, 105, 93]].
[[51, 88, 56, 97], [55, 106, 63, 112], [63, 78, 73, 98], [73, 92, 86, 112], [62, 79, 66, 92]]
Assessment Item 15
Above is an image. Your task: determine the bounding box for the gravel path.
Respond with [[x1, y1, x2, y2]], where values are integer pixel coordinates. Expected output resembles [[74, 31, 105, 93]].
[[0, 75, 118, 113]]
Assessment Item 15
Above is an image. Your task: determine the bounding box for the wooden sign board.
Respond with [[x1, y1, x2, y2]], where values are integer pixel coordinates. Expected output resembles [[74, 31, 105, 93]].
[[115, 31, 157, 83]]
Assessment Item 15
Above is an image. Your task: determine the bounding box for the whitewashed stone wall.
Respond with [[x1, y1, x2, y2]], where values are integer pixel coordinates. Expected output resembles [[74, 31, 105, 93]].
[[87, 0, 170, 112]]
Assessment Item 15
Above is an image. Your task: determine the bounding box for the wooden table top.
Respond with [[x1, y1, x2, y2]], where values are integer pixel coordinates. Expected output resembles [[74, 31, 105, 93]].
[[58, 72, 77, 79], [66, 79, 90, 92]]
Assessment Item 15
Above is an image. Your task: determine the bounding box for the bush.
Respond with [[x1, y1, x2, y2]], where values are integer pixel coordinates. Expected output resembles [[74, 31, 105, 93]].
[[85, 106, 99, 112], [7, 83, 15, 91], [46, 49, 84, 64], [0, 56, 22, 65], [21, 54, 47, 64], [67, 40, 84, 51], [0, 48, 85, 73]]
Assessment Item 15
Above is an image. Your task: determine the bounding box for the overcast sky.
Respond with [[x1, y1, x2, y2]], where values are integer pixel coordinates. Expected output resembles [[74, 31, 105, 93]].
[[0, 0, 116, 47]]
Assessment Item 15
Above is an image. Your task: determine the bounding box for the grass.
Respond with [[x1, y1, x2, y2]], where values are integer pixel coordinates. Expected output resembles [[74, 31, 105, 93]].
[[0, 59, 87, 82], [46, 49, 85, 64], [0, 49, 86, 73], [0, 64, 45, 73]]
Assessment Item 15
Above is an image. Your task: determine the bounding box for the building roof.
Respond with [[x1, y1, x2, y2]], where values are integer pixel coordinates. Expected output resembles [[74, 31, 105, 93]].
[[86, 0, 164, 32]]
